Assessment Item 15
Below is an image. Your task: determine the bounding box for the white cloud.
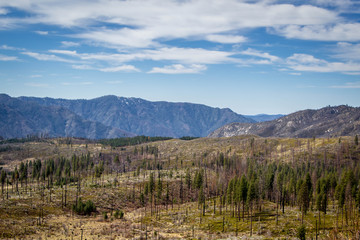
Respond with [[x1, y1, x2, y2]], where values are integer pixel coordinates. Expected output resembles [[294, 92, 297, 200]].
[[240, 48, 280, 62], [49, 49, 78, 56], [273, 23, 360, 41], [75, 28, 157, 49], [330, 81, 360, 88], [205, 34, 247, 44], [61, 41, 80, 48], [50, 47, 237, 65], [333, 42, 360, 60], [0, 8, 8, 15], [142, 47, 236, 64], [34, 30, 49, 35], [149, 64, 207, 74], [1, 45, 16, 50], [71, 64, 93, 70], [0, 0, 338, 48], [310, 0, 358, 12], [343, 72, 360, 76], [0, 54, 18, 61], [21, 51, 75, 63], [286, 53, 360, 73], [99, 65, 140, 72]]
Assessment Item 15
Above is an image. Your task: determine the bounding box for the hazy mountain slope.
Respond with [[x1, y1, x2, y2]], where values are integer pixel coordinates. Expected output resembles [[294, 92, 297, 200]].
[[0, 94, 134, 139], [209, 105, 360, 138], [244, 114, 284, 122], [19, 95, 255, 137]]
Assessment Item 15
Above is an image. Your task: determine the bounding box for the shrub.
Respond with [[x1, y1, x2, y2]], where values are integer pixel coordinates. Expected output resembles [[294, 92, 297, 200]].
[[72, 198, 96, 215], [297, 224, 306, 240], [114, 209, 124, 219]]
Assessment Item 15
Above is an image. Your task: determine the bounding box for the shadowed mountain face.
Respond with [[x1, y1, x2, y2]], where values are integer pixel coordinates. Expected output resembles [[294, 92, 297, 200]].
[[244, 114, 284, 122], [17, 95, 254, 138], [0, 94, 134, 139], [209, 105, 360, 138]]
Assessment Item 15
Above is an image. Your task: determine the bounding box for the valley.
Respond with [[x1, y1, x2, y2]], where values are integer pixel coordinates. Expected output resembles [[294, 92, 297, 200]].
[[0, 135, 359, 239]]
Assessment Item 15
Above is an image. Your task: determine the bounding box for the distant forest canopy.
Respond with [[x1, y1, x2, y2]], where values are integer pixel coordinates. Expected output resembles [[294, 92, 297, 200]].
[[0, 135, 199, 148], [99, 136, 173, 147], [99, 135, 200, 147]]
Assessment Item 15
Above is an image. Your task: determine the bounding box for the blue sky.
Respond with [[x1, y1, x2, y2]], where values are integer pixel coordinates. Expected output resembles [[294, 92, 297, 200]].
[[0, 0, 359, 115]]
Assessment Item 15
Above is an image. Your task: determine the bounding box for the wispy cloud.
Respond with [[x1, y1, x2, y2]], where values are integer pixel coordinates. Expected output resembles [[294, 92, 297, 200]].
[[273, 23, 360, 42], [289, 72, 302, 76], [34, 31, 49, 35], [333, 42, 360, 61], [22, 51, 76, 63], [286, 53, 360, 73], [0, 44, 25, 51], [0, 0, 338, 48], [61, 41, 80, 48], [330, 81, 360, 88], [100, 65, 140, 72], [343, 72, 360, 75], [25, 82, 50, 88], [205, 34, 247, 44], [71, 64, 93, 70], [310, 0, 359, 12], [240, 48, 280, 62], [49, 49, 78, 56], [30, 74, 42, 78], [2, 0, 359, 76], [61, 82, 93, 86], [49, 47, 238, 68], [149, 64, 207, 74], [0, 8, 8, 15], [0, 54, 18, 61]]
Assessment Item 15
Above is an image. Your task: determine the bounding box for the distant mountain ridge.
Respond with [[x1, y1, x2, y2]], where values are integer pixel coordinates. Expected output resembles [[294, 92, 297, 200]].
[[14, 95, 254, 138], [209, 105, 360, 138], [244, 114, 284, 122], [0, 94, 133, 139]]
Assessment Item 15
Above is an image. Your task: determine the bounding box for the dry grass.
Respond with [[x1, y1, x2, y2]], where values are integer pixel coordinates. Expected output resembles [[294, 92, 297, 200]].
[[0, 136, 358, 239]]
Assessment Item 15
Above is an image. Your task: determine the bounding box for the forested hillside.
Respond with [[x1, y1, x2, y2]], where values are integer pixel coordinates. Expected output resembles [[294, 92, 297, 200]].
[[0, 135, 359, 239], [19, 95, 254, 137], [210, 105, 360, 138], [0, 94, 133, 139]]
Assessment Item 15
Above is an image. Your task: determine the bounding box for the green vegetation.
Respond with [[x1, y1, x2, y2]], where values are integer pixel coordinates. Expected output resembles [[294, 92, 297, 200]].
[[99, 135, 173, 147], [179, 136, 199, 140], [0, 135, 359, 239], [114, 209, 124, 219], [72, 198, 96, 215], [297, 224, 306, 240]]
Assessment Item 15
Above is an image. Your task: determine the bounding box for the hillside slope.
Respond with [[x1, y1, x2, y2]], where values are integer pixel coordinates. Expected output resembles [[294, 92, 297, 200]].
[[244, 114, 284, 122], [209, 105, 360, 138], [0, 94, 134, 139], [19, 95, 254, 137]]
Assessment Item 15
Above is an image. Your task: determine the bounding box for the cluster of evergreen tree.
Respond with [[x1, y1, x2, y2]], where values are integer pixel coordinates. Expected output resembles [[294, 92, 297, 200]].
[[72, 198, 96, 215], [99, 136, 172, 147]]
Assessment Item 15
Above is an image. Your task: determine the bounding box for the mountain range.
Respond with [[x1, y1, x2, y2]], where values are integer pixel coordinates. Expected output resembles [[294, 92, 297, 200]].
[[0, 94, 254, 139], [209, 105, 360, 138], [2, 94, 358, 140], [0, 94, 133, 139]]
